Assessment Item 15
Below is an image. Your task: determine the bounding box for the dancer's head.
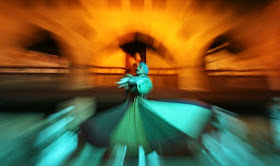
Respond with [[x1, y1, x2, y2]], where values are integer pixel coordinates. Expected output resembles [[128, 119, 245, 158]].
[[136, 61, 149, 75]]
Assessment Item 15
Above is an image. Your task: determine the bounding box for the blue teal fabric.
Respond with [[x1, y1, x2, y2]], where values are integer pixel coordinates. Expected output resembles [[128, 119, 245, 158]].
[[82, 74, 213, 156]]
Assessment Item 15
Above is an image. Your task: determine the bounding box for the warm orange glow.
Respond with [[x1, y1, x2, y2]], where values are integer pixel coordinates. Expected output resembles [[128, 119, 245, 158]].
[[0, 0, 280, 90]]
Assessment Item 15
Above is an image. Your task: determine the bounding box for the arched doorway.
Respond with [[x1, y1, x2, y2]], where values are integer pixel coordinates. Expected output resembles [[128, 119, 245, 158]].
[[118, 32, 178, 89], [201, 33, 268, 90], [118, 32, 175, 65]]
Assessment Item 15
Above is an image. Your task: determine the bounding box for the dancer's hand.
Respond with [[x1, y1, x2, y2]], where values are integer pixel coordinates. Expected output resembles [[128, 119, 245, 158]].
[[125, 74, 134, 78], [116, 77, 130, 88], [116, 77, 129, 85], [117, 82, 128, 88]]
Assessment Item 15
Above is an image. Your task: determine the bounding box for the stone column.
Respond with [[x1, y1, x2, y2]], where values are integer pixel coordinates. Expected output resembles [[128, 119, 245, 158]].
[[63, 66, 93, 90], [177, 67, 209, 91]]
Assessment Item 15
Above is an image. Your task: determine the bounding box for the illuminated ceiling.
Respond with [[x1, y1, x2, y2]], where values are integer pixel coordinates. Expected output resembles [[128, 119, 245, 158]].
[[0, 0, 279, 70]]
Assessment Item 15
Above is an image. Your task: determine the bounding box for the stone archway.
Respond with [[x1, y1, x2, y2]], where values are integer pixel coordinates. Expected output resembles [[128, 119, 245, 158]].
[[200, 32, 269, 91], [117, 32, 178, 89], [118, 32, 175, 65]]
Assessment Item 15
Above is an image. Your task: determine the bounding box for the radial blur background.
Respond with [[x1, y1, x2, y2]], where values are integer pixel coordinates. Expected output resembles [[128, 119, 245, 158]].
[[1, 0, 280, 165]]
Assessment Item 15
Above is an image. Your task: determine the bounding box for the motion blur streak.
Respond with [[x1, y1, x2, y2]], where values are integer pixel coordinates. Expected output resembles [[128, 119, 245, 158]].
[[1, 0, 280, 165]]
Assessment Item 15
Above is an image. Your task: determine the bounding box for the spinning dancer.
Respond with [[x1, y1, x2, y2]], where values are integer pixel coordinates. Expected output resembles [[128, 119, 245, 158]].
[[81, 62, 213, 157]]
